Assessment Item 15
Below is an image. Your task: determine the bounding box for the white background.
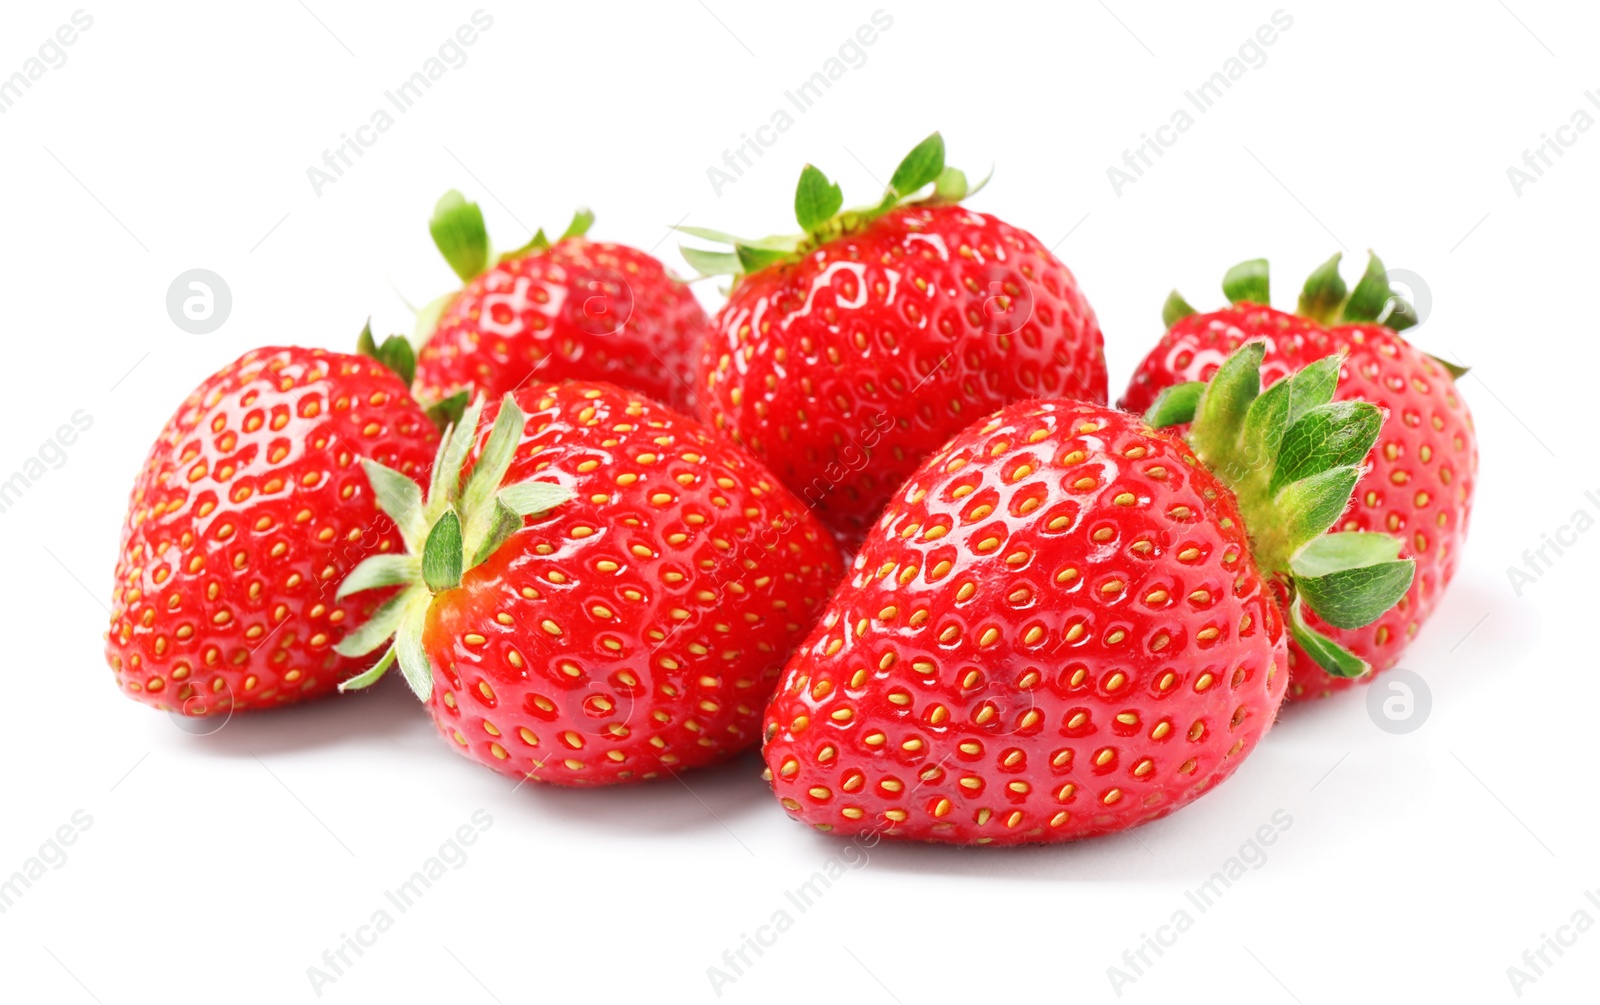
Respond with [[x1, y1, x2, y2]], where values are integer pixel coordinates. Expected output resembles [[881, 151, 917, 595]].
[[0, 2, 1593, 1002]]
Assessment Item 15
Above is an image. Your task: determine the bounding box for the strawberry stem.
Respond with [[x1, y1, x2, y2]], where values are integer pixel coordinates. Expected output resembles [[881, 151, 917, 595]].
[[332, 394, 576, 698], [1146, 341, 1415, 678], [677, 131, 985, 281]]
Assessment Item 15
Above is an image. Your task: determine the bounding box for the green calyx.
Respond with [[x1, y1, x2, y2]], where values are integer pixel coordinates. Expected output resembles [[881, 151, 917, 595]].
[[1145, 342, 1415, 678], [416, 190, 596, 345], [678, 132, 990, 280], [356, 318, 417, 387], [1162, 251, 1423, 334], [356, 319, 467, 431], [332, 394, 575, 699]]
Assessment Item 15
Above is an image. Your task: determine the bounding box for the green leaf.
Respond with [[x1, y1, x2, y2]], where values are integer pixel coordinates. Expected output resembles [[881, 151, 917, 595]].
[[361, 459, 426, 546], [1222, 259, 1270, 305], [1273, 466, 1359, 555], [1287, 597, 1370, 678], [1295, 557, 1415, 629], [459, 397, 527, 556], [358, 327, 417, 387], [429, 396, 486, 511], [794, 164, 844, 233], [472, 499, 526, 567], [425, 390, 470, 432], [1239, 377, 1291, 473], [1289, 530, 1402, 578], [1427, 353, 1469, 380], [1144, 381, 1204, 427], [1297, 253, 1347, 323], [675, 227, 802, 252], [1283, 353, 1343, 425], [1340, 251, 1392, 322], [1162, 290, 1197, 328], [1269, 401, 1382, 493], [411, 291, 457, 349], [335, 554, 417, 600], [507, 228, 551, 259], [421, 509, 464, 592], [394, 590, 436, 700], [735, 243, 792, 274], [679, 246, 742, 277], [1189, 341, 1265, 471], [932, 166, 968, 203], [332, 588, 413, 658], [560, 207, 596, 241], [888, 132, 946, 199], [498, 479, 576, 516], [964, 164, 995, 200], [674, 225, 745, 244], [1382, 297, 1420, 332], [429, 190, 490, 283], [339, 646, 397, 693], [1291, 531, 1415, 628]]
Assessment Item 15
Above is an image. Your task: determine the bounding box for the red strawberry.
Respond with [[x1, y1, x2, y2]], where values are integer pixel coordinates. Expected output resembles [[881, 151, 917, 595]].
[[1120, 254, 1476, 698], [683, 133, 1106, 546], [411, 192, 709, 414], [334, 382, 844, 785], [104, 341, 439, 716], [762, 343, 1414, 844]]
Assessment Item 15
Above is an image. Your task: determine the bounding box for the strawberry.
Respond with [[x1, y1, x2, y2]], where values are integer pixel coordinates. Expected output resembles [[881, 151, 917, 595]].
[[1120, 254, 1477, 698], [762, 343, 1414, 844], [411, 191, 709, 415], [682, 133, 1106, 546], [334, 382, 844, 785], [104, 339, 440, 716]]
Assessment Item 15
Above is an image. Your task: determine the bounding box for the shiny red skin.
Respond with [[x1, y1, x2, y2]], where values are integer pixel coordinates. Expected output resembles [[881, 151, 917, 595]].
[[1120, 305, 1477, 698], [421, 382, 845, 786], [762, 401, 1287, 845], [698, 203, 1107, 547], [414, 239, 709, 412], [105, 347, 439, 715]]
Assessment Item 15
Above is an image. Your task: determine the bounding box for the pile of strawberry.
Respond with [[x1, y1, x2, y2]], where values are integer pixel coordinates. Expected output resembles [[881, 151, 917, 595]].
[[103, 134, 1475, 846]]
